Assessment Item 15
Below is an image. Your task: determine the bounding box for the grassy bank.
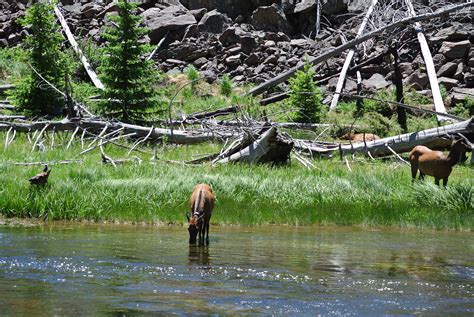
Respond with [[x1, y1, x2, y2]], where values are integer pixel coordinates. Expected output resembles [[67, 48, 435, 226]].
[[0, 134, 472, 230]]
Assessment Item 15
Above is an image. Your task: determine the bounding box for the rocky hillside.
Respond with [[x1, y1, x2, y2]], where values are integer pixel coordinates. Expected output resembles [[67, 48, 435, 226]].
[[1, 0, 473, 105]]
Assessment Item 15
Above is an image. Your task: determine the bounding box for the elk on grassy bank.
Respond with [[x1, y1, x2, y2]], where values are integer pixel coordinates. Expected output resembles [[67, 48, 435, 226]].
[[408, 136, 472, 187], [187, 183, 215, 246]]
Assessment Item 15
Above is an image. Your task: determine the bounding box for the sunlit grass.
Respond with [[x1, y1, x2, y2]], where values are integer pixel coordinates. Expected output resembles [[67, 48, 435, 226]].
[[0, 133, 472, 230]]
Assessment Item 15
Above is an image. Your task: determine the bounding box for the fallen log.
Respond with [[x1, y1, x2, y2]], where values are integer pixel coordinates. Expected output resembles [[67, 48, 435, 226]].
[[0, 84, 14, 93], [186, 105, 238, 120], [214, 127, 293, 164], [49, 2, 104, 90], [248, 2, 474, 96], [330, 0, 378, 111], [404, 0, 448, 122], [294, 117, 473, 157], [0, 118, 239, 144]]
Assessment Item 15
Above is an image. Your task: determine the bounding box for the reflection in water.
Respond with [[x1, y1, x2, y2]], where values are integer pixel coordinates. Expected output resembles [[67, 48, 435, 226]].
[[0, 225, 472, 315], [188, 245, 211, 267]]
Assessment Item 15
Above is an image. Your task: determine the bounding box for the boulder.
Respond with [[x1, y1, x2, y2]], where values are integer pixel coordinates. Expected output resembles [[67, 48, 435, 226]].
[[362, 73, 391, 90], [142, 6, 197, 44], [198, 10, 231, 34], [438, 77, 459, 91], [250, 5, 293, 35], [431, 23, 474, 42], [80, 3, 103, 19], [436, 62, 458, 78], [438, 40, 471, 60], [240, 36, 256, 55], [403, 70, 429, 90]]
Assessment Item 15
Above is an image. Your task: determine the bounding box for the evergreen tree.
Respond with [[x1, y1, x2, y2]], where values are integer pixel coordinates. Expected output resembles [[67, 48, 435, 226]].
[[288, 64, 325, 123], [100, 0, 156, 122], [12, 2, 66, 116]]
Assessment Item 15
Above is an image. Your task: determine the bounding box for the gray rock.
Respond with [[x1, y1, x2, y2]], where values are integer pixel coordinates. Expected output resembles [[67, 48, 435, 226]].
[[189, 8, 207, 21], [432, 53, 447, 68], [166, 59, 186, 65], [398, 62, 413, 77], [225, 54, 241, 67], [81, 3, 103, 19], [219, 27, 241, 46], [453, 63, 466, 81], [464, 72, 474, 88], [198, 10, 231, 34], [244, 53, 259, 66], [438, 77, 458, 91], [403, 70, 429, 90], [240, 36, 256, 55], [431, 23, 474, 42], [468, 57, 474, 68], [449, 87, 474, 106], [439, 40, 471, 60], [142, 6, 197, 44], [250, 4, 293, 34], [264, 55, 278, 65], [193, 57, 208, 68], [436, 62, 458, 78], [362, 73, 391, 90]]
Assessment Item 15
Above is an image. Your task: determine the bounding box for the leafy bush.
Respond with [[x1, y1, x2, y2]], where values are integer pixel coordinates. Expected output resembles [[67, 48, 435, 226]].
[[362, 89, 393, 117], [451, 97, 474, 118], [288, 64, 325, 123], [360, 112, 397, 137], [220, 74, 233, 97]]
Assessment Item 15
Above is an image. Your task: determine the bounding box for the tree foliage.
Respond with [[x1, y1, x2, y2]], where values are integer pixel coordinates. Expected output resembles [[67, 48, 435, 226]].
[[288, 64, 324, 123], [11, 2, 66, 116], [99, 0, 156, 122]]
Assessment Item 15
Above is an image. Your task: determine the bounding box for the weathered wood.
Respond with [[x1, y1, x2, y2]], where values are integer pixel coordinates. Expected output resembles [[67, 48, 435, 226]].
[[329, 0, 378, 111], [404, 0, 447, 122], [0, 119, 239, 144], [50, 2, 104, 89], [0, 84, 14, 93], [248, 2, 474, 96], [215, 127, 293, 164], [294, 117, 473, 157], [186, 106, 238, 120]]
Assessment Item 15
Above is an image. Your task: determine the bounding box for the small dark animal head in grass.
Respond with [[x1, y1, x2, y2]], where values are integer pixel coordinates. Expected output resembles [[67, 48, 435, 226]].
[[29, 164, 51, 186]]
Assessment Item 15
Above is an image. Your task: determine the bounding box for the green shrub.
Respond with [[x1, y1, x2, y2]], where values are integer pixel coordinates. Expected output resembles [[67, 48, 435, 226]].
[[363, 90, 393, 117], [220, 74, 233, 97], [288, 64, 325, 123], [11, 3, 66, 116]]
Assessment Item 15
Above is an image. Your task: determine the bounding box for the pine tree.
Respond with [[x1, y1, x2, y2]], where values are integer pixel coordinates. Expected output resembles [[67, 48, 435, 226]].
[[12, 2, 66, 116], [288, 64, 325, 123], [100, 0, 156, 122]]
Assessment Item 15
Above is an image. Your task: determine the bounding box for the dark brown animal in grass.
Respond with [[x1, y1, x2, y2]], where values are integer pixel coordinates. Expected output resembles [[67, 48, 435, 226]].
[[408, 138, 471, 187], [342, 132, 380, 142], [29, 165, 51, 186], [187, 183, 215, 246]]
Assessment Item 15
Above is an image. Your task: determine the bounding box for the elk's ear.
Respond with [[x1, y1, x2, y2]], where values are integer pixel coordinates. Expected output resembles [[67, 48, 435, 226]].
[[186, 212, 191, 222]]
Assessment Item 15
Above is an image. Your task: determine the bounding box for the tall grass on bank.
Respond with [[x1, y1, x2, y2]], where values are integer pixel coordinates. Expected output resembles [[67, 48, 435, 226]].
[[0, 133, 472, 230]]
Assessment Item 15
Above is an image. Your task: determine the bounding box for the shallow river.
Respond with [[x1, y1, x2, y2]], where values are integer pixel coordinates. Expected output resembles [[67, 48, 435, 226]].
[[0, 224, 472, 315]]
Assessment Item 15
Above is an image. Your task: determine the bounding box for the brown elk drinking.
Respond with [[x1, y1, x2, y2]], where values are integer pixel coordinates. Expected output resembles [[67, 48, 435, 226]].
[[187, 183, 215, 245], [408, 137, 472, 187]]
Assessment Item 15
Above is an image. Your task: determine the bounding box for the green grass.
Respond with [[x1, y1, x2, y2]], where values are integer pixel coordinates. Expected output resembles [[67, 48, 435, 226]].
[[0, 134, 472, 230]]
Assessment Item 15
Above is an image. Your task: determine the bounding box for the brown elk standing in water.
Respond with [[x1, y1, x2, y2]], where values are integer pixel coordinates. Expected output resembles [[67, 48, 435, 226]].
[[187, 184, 214, 245], [408, 137, 472, 187]]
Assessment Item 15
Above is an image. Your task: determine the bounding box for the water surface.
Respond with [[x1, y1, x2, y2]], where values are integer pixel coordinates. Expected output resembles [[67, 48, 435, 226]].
[[0, 224, 472, 315]]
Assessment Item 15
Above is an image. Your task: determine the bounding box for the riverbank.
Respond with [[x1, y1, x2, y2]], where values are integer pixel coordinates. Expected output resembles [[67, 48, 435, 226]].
[[0, 135, 472, 230]]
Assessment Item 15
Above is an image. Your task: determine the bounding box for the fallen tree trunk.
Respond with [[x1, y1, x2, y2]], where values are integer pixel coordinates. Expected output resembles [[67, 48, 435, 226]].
[[50, 2, 104, 90], [0, 118, 239, 144], [215, 127, 293, 164], [294, 117, 473, 157], [248, 2, 474, 96], [0, 84, 14, 93], [330, 0, 378, 111], [404, 0, 448, 122], [186, 105, 238, 120]]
